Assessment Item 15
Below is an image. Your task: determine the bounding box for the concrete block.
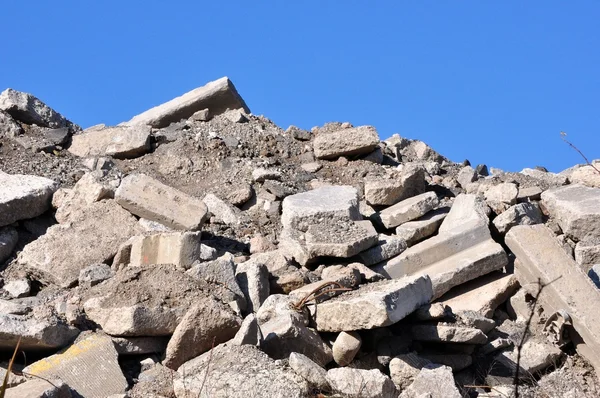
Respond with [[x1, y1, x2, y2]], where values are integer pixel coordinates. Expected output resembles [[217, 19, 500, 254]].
[[0, 173, 58, 227], [129, 231, 202, 268], [377, 191, 439, 229], [313, 125, 379, 160], [68, 125, 151, 159], [395, 207, 449, 246]]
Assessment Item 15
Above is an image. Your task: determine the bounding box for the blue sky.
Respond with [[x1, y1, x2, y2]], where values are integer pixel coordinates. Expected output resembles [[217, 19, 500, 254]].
[[2, 1, 598, 172]]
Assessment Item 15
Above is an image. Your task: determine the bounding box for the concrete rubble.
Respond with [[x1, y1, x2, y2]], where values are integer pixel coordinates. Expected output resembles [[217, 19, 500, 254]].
[[1, 77, 600, 397]]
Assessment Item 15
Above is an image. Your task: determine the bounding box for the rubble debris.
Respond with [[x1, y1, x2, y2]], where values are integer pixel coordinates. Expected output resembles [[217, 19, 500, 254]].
[[326, 367, 398, 398], [377, 191, 439, 229], [313, 125, 379, 159], [399, 364, 462, 398], [289, 352, 330, 391], [128, 231, 202, 268], [3, 379, 72, 398], [395, 207, 449, 246], [68, 125, 151, 159], [0, 172, 58, 227], [0, 88, 71, 128]]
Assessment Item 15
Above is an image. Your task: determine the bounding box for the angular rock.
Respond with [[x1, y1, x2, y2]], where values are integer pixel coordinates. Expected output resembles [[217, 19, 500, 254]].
[[289, 352, 330, 391], [187, 255, 246, 311], [306, 219, 378, 258], [493, 202, 543, 234], [365, 177, 413, 206], [395, 207, 449, 246], [357, 234, 407, 266], [3, 279, 30, 298], [377, 191, 439, 229], [24, 334, 127, 398], [484, 182, 518, 205], [84, 265, 208, 336], [4, 379, 72, 398], [389, 352, 432, 390], [0, 226, 18, 263], [0, 172, 58, 227], [18, 200, 141, 287], [0, 312, 79, 351], [521, 168, 568, 187], [129, 231, 202, 269], [203, 193, 240, 225], [571, 164, 600, 188], [0, 109, 22, 138], [313, 125, 379, 160], [312, 275, 433, 332], [252, 167, 282, 182], [517, 186, 543, 202], [53, 171, 115, 223], [235, 262, 270, 313], [400, 365, 462, 398], [438, 272, 519, 318], [174, 344, 310, 397], [111, 336, 170, 355], [163, 296, 242, 370], [457, 165, 478, 188], [506, 224, 600, 376], [69, 125, 151, 159], [115, 173, 208, 230], [439, 194, 489, 233], [497, 340, 563, 376], [126, 77, 249, 128], [231, 313, 262, 346], [411, 325, 487, 344], [348, 262, 386, 283], [333, 331, 362, 366], [575, 237, 600, 269], [326, 368, 397, 398], [0, 88, 70, 128], [541, 184, 600, 241]]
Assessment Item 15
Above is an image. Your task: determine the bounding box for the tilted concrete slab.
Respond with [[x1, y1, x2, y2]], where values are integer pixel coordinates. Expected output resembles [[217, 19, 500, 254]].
[[377, 191, 439, 229], [313, 126, 379, 160], [505, 224, 600, 377], [68, 125, 151, 159], [125, 77, 249, 128]]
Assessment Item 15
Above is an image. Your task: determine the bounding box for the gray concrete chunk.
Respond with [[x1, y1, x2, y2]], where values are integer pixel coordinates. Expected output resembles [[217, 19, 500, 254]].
[[306, 219, 378, 258], [327, 368, 397, 398], [312, 275, 433, 332], [289, 352, 330, 391], [439, 194, 489, 233], [0, 173, 58, 227], [493, 202, 543, 234], [68, 125, 151, 159], [399, 365, 461, 398], [4, 379, 72, 398], [313, 125, 379, 159], [377, 191, 439, 229], [24, 334, 127, 398], [396, 207, 449, 246], [115, 173, 208, 230], [129, 231, 202, 268], [0, 88, 70, 128], [411, 325, 487, 344], [125, 77, 249, 128], [357, 234, 407, 266]]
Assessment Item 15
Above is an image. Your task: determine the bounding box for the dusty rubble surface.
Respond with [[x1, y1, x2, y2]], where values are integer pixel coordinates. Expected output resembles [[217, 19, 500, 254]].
[[1, 77, 600, 397]]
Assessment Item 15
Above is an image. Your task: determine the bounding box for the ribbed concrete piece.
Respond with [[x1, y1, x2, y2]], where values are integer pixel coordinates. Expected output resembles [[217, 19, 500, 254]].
[[125, 77, 249, 128], [312, 275, 433, 332], [505, 224, 600, 377], [116, 173, 208, 230], [24, 334, 128, 398]]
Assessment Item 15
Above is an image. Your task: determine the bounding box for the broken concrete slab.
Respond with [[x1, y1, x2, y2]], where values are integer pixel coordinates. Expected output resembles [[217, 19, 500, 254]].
[[541, 184, 600, 241], [0, 312, 79, 351], [364, 166, 427, 206], [521, 168, 568, 187], [305, 219, 378, 258], [399, 364, 462, 398], [289, 352, 330, 391], [83, 265, 208, 336], [174, 344, 310, 397], [457, 165, 478, 188], [163, 296, 242, 370], [111, 336, 170, 355], [125, 77, 250, 128], [4, 379, 72, 398], [281, 185, 360, 231], [327, 368, 397, 398], [0, 109, 22, 138], [505, 224, 600, 376], [68, 125, 151, 159], [312, 275, 433, 332], [411, 325, 487, 344], [389, 352, 432, 390], [438, 272, 519, 318], [231, 313, 262, 346], [357, 234, 407, 266], [439, 194, 490, 233], [493, 202, 543, 234], [18, 200, 141, 287], [3, 279, 30, 298], [0, 172, 58, 227], [484, 182, 518, 205], [129, 231, 202, 268], [313, 125, 379, 160], [395, 207, 449, 246], [517, 185, 543, 202], [115, 173, 209, 230], [377, 191, 439, 229], [0, 88, 71, 128], [497, 340, 563, 376], [53, 171, 115, 223], [235, 261, 270, 313], [24, 334, 127, 398], [571, 164, 600, 188], [575, 237, 600, 269], [202, 193, 240, 225]]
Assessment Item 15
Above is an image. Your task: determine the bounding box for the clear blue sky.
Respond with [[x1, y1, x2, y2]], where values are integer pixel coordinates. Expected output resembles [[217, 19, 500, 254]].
[[2, 1, 599, 172]]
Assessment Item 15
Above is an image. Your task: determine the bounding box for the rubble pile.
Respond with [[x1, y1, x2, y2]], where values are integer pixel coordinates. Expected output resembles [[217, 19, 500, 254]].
[[1, 78, 600, 397]]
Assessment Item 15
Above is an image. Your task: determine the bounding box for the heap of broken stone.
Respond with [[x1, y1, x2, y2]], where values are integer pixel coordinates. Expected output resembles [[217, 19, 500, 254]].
[[1, 77, 600, 398]]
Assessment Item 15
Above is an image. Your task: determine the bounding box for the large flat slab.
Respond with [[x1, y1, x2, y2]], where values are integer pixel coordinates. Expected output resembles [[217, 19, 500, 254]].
[[313, 126, 379, 160], [505, 224, 600, 377], [377, 191, 439, 229], [125, 77, 249, 128], [0, 172, 58, 227], [69, 125, 151, 159]]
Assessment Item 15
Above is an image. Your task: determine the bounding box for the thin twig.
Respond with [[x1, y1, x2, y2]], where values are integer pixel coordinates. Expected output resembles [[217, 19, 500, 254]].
[[0, 337, 21, 397], [560, 132, 600, 174], [197, 336, 216, 398]]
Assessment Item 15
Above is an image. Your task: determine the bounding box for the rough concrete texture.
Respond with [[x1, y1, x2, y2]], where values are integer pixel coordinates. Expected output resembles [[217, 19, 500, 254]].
[[4, 379, 72, 398], [18, 200, 140, 287], [377, 191, 439, 229], [116, 173, 208, 230], [438, 272, 519, 318], [395, 207, 449, 246], [0, 88, 70, 128], [493, 202, 543, 234], [313, 125, 379, 159], [571, 164, 600, 188], [126, 77, 249, 128], [411, 325, 488, 344], [312, 275, 433, 332], [389, 352, 433, 390], [174, 344, 310, 398], [129, 231, 202, 268], [24, 334, 127, 398], [231, 313, 262, 346], [399, 364, 462, 398], [69, 124, 151, 159], [439, 194, 490, 233], [289, 352, 330, 391], [0, 109, 23, 138], [235, 261, 270, 313], [506, 224, 600, 377], [53, 171, 115, 223], [364, 165, 427, 206], [202, 192, 240, 224], [333, 330, 362, 366], [281, 185, 360, 231], [498, 340, 563, 376], [326, 367, 398, 398], [541, 184, 600, 241], [357, 234, 408, 266], [306, 219, 378, 258], [0, 172, 58, 227], [0, 311, 79, 351], [83, 265, 208, 336], [163, 296, 242, 369], [575, 237, 600, 269], [484, 182, 518, 205]]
